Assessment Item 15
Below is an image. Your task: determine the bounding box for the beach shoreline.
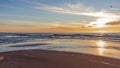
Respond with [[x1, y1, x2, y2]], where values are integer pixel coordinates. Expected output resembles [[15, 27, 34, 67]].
[[0, 49, 120, 68]]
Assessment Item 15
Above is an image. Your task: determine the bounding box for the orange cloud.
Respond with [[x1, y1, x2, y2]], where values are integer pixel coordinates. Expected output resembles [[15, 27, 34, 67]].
[[106, 20, 120, 25], [0, 19, 120, 33]]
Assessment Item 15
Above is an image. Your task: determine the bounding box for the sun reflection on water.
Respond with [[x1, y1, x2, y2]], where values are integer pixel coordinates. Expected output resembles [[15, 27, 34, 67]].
[[98, 48, 105, 55], [97, 40, 106, 48], [97, 40, 106, 55]]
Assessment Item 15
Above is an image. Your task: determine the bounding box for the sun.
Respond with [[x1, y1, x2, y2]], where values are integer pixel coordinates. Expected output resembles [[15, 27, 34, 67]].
[[89, 17, 115, 28], [95, 22, 106, 28], [94, 18, 113, 28]]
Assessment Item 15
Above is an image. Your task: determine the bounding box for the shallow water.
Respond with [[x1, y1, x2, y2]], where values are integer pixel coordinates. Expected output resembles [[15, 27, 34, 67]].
[[0, 38, 120, 59], [0, 33, 120, 59]]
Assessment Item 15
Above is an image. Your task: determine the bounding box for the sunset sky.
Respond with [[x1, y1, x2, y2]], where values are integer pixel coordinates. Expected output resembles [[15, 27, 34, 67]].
[[0, 0, 120, 33]]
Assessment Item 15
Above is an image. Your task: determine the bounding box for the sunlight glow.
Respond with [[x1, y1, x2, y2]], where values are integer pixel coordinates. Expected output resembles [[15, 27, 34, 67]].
[[98, 48, 105, 55], [97, 40, 106, 55], [97, 40, 105, 48], [89, 17, 115, 28], [95, 18, 113, 28]]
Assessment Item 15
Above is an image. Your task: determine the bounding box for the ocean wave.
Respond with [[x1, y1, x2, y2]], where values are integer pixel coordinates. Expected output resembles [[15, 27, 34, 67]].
[[0, 33, 120, 44]]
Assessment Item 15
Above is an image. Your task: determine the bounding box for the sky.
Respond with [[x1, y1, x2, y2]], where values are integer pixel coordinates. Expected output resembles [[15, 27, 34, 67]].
[[0, 0, 120, 33]]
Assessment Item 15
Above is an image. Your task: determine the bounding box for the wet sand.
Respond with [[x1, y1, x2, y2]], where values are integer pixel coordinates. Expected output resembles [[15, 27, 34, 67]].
[[9, 43, 49, 47], [0, 49, 120, 68]]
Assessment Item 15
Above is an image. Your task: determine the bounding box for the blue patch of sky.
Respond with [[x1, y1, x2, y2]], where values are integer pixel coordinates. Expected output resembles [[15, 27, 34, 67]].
[[0, 0, 96, 24], [0, 0, 119, 24]]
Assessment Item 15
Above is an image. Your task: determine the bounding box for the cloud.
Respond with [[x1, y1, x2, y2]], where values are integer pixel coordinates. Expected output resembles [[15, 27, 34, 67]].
[[34, 3, 94, 16], [87, 16, 120, 28], [1, 19, 120, 33], [0, 19, 86, 29], [66, 2, 94, 12], [87, 17, 117, 28], [33, 3, 120, 18], [110, 8, 120, 11], [23, 1, 120, 29], [44, 21, 86, 28], [0, 20, 39, 28], [0, 14, 42, 19], [106, 20, 120, 26]]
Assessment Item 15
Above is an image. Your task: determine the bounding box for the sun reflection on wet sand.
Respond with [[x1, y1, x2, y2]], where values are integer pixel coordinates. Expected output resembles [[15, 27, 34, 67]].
[[97, 40, 106, 48], [98, 48, 105, 55], [97, 40, 106, 55]]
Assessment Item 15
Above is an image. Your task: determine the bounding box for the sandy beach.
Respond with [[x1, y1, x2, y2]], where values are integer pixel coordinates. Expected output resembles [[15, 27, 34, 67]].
[[0, 49, 120, 68]]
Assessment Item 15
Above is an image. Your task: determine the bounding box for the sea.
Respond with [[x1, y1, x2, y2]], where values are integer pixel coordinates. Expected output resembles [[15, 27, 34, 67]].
[[0, 33, 120, 59]]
